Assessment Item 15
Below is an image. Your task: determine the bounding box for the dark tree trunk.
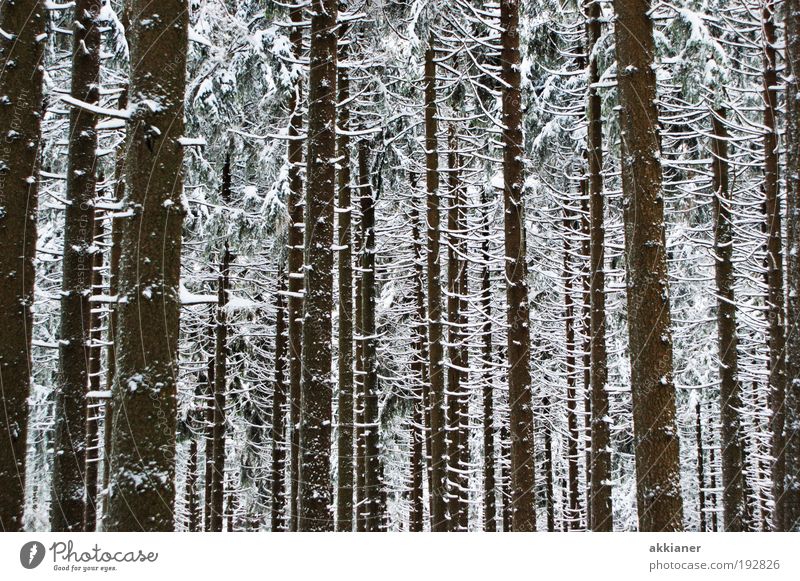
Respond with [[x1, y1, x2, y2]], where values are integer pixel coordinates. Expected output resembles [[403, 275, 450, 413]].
[[542, 395, 555, 532], [480, 193, 497, 532], [613, 0, 684, 531], [209, 156, 232, 533], [336, 47, 354, 532], [710, 109, 745, 531], [586, 0, 613, 532], [358, 141, 381, 532], [501, 0, 536, 531], [410, 201, 427, 532], [563, 212, 580, 530], [101, 89, 127, 526], [271, 270, 288, 531], [696, 401, 707, 531], [781, 0, 800, 531], [83, 243, 104, 531], [286, 3, 305, 533], [203, 356, 214, 531], [52, 0, 103, 532], [105, 0, 187, 531], [780, 0, 800, 531], [354, 197, 366, 532], [186, 436, 199, 532], [445, 126, 468, 531], [500, 421, 512, 531], [298, 0, 338, 531], [0, 0, 46, 532], [424, 34, 449, 532]]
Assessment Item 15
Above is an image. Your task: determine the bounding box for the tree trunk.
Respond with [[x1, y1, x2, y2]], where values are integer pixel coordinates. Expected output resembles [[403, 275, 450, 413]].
[[586, 0, 613, 532], [424, 33, 449, 532], [445, 125, 468, 531], [542, 395, 555, 532], [763, 0, 787, 531], [613, 0, 684, 531], [287, 3, 305, 533], [299, 0, 338, 531], [0, 0, 47, 532], [105, 0, 187, 531], [480, 193, 497, 532], [101, 89, 127, 526], [781, 0, 800, 531], [358, 141, 381, 531], [710, 109, 744, 531], [52, 0, 103, 531], [336, 50, 354, 532], [501, 0, 536, 531], [500, 421, 512, 531], [563, 212, 580, 530], [272, 270, 288, 531], [410, 201, 427, 532], [210, 156, 232, 533], [186, 435, 199, 532], [354, 195, 366, 532], [203, 356, 214, 531], [696, 401, 706, 531], [83, 243, 104, 531]]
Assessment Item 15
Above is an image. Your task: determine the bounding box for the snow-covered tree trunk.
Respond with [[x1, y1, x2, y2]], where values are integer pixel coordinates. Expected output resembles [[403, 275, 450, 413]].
[[105, 0, 188, 531], [585, 0, 613, 532], [298, 0, 338, 532], [52, 0, 103, 532], [500, 0, 536, 532], [613, 0, 683, 531], [272, 271, 288, 531], [784, 0, 800, 532], [424, 33, 448, 533], [410, 201, 427, 532], [358, 139, 381, 531], [479, 192, 497, 532], [445, 125, 468, 531], [710, 109, 745, 531], [0, 0, 47, 532], [336, 38, 354, 532]]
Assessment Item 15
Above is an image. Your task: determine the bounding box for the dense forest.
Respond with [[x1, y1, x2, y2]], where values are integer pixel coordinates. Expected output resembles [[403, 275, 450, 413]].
[[0, 0, 799, 533]]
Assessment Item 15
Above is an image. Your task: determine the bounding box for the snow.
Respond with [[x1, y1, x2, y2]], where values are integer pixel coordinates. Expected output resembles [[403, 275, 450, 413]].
[[60, 94, 131, 119]]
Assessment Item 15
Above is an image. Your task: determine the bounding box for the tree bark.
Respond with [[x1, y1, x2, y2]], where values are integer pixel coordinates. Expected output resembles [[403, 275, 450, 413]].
[[52, 0, 103, 531], [106, 0, 188, 531], [501, 0, 536, 531], [410, 197, 433, 531], [0, 0, 47, 532], [272, 271, 288, 531], [186, 434, 199, 532], [480, 193, 497, 532], [563, 211, 580, 530], [286, 3, 305, 533], [586, 0, 613, 532], [710, 109, 745, 531], [209, 157, 232, 533], [336, 49, 354, 532], [781, 0, 800, 531], [358, 141, 381, 531], [203, 356, 214, 531], [101, 88, 127, 526], [445, 125, 468, 531], [696, 401, 707, 531], [410, 200, 427, 532], [83, 243, 104, 531], [613, 0, 684, 531], [424, 33, 449, 532], [299, 0, 338, 531]]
